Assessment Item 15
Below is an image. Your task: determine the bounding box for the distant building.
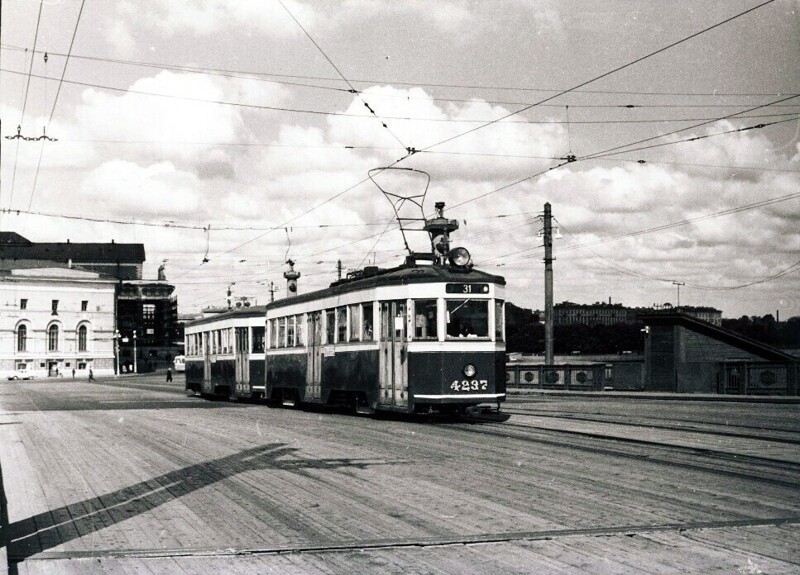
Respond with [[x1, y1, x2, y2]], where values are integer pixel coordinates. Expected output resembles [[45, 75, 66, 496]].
[[0, 232, 180, 372], [554, 301, 635, 326], [0, 265, 116, 378], [553, 300, 722, 327], [117, 280, 180, 372]]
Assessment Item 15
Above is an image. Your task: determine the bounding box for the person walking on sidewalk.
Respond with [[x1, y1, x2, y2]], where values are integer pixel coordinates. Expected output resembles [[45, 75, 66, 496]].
[[166, 368, 173, 382], [89, 368, 94, 381]]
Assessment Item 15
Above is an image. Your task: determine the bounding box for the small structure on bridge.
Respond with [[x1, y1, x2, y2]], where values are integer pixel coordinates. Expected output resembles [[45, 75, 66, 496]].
[[639, 312, 798, 395]]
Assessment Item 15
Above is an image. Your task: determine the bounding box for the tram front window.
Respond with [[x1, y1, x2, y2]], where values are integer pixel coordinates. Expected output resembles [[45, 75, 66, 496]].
[[414, 299, 438, 340], [446, 299, 489, 338]]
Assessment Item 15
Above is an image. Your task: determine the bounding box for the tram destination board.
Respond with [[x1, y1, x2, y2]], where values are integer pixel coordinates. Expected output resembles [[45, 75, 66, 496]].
[[445, 283, 490, 294]]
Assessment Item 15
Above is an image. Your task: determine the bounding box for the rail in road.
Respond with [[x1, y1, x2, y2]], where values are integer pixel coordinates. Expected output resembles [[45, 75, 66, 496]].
[[1, 376, 798, 574]]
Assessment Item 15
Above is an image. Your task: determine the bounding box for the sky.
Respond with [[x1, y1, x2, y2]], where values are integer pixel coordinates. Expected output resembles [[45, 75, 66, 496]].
[[1, 0, 798, 318]]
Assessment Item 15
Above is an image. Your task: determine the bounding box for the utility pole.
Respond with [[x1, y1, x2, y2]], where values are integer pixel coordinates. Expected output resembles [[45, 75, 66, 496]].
[[269, 281, 276, 303], [114, 331, 120, 376], [132, 330, 138, 374], [544, 202, 554, 366], [672, 281, 685, 307], [227, 283, 235, 310]]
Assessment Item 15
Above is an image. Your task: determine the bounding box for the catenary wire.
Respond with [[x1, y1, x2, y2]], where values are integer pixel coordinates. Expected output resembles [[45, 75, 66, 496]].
[[26, 0, 86, 213]]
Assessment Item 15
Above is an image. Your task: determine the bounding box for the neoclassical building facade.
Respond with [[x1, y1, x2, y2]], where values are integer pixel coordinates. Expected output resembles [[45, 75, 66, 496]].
[[0, 265, 116, 378]]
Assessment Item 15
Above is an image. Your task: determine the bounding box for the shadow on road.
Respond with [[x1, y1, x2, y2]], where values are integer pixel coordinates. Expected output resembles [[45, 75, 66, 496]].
[[3, 443, 392, 573]]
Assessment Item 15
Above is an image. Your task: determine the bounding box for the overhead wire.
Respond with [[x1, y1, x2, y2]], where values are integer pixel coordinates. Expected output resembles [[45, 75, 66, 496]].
[[171, 0, 788, 302], [413, 0, 780, 154], [6, 0, 44, 217], [276, 0, 409, 152], [3, 42, 795, 98], [26, 0, 86, 213]]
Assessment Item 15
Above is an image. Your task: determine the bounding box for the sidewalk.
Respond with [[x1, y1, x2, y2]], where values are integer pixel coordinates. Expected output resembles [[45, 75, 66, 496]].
[[507, 387, 800, 403]]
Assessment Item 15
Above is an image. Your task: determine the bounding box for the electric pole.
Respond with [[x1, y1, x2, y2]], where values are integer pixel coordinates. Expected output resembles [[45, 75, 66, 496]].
[[672, 281, 685, 307], [544, 202, 554, 366]]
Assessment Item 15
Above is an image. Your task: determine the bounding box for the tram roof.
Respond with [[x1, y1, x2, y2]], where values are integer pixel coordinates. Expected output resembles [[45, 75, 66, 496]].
[[184, 305, 268, 328], [266, 263, 505, 312]]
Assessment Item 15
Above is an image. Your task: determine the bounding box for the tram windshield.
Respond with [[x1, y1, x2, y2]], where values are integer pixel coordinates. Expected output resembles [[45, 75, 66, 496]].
[[446, 299, 489, 338]]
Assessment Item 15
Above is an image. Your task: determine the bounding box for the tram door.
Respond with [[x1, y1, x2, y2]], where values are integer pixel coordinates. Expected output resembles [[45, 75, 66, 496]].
[[306, 311, 323, 401], [235, 327, 249, 394], [379, 301, 408, 408], [202, 331, 212, 394]]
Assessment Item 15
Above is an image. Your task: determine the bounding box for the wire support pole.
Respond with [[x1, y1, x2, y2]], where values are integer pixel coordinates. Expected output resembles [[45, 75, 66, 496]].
[[673, 281, 685, 307], [544, 202, 554, 366]]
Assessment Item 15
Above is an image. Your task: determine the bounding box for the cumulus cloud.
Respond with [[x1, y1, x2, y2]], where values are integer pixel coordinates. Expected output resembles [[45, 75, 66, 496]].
[[81, 160, 203, 216]]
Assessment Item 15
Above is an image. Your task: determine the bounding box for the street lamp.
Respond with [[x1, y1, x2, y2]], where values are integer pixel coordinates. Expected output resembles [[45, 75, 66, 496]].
[[133, 330, 138, 374]]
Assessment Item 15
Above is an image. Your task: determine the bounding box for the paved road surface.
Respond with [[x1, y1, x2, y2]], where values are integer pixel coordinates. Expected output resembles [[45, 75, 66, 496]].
[[1, 375, 798, 574]]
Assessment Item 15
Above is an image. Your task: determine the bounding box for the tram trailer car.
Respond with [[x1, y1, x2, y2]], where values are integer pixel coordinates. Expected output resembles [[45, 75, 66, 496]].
[[184, 306, 267, 400], [265, 263, 507, 415]]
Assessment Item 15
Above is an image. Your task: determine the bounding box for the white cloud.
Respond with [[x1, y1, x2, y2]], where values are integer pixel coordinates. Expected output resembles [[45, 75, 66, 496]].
[[73, 71, 286, 169], [81, 160, 202, 216]]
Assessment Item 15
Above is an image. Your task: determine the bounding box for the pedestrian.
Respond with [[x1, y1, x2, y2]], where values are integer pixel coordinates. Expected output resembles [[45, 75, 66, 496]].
[[72, 368, 75, 379], [166, 367, 173, 382], [89, 368, 94, 381]]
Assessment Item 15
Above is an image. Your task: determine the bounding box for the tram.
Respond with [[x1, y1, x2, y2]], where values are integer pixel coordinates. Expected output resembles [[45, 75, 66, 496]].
[[265, 262, 506, 415], [183, 201, 507, 416], [184, 306, 267, 399]]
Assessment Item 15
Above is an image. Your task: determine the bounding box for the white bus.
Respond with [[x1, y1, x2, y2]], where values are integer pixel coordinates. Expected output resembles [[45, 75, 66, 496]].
[[173, 355, 186, 373]]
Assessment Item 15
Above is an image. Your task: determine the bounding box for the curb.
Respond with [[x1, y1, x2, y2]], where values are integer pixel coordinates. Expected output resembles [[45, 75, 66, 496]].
[[506, 388, 800, 403]]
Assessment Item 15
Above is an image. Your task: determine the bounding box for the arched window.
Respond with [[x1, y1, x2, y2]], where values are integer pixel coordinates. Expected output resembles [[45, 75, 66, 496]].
[[17, 325, 27, 352], [48, 325, 59, 352], [78, 325, 88, 352]]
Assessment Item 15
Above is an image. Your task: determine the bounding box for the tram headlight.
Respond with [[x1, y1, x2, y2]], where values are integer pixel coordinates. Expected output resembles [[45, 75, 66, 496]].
[[463, 363, 476, 377], [449, 247, 471, 267]]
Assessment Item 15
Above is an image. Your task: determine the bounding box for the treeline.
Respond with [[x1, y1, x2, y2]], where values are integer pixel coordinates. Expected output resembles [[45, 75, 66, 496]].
[[505, 303, 800, 354], [505, 303, 644, 354], [721, 315, 800, 349]]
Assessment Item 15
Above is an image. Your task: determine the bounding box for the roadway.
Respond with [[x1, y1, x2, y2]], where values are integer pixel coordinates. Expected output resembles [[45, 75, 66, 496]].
[[1, 374, 798, 574]]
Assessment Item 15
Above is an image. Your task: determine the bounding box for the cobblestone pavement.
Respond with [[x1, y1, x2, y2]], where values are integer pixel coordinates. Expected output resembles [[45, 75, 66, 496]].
[[1, 375, 798, 574]]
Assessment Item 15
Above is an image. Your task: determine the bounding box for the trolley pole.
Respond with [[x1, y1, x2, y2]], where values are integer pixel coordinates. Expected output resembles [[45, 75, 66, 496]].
[[544, 202, 554, 366]]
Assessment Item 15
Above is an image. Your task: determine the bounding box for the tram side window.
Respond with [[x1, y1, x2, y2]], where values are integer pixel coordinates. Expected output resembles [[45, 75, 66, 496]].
[[278, 318, 287, 348], [252, 326, 265, 353], [294, 315, 304, 347], [326, 310, 335, 344], [495, 300, 505, 341], [363, 303, 374, 341], [349, 305, 361, 341], [287, 316, 296, 347], [269, 319, 278, 349], [446, 299, 489, 338], [337, 307, 347, 343], [414, 299, 438, 340]]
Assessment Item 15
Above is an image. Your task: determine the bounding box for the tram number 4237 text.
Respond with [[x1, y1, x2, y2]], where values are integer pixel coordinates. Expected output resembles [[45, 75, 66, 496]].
[[451, 379, 488, 392]]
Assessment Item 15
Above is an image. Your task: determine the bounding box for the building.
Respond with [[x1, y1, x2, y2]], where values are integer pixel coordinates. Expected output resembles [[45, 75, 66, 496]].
[[0, 265, 116, 378], [640, 311, 797, 395], [0, 232, 180, 373], [117, 280, 180, 372], [554, 301, 635, 326], [554, 300, 723, 327], [0, 232, 145, 279]]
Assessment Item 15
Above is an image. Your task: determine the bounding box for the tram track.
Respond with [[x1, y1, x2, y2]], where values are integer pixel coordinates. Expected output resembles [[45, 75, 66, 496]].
[[443, 419, 800, 489], [502, 408, 800, 443], [19, 516, 800, 562]]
